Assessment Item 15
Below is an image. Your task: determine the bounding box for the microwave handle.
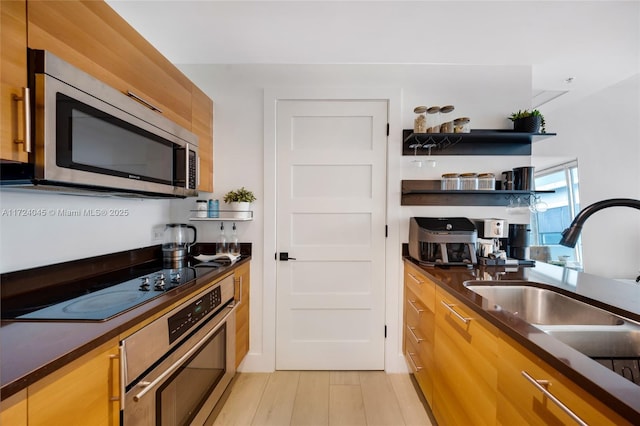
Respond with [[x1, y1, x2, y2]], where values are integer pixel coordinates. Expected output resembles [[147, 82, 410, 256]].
[[13, 87, 32, 153], [132, 305, 236, 403], [125, 90, 162, 113]]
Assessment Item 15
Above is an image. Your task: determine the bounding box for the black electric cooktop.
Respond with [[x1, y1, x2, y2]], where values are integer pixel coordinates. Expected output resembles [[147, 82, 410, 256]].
[[3, 258, 234, 322]]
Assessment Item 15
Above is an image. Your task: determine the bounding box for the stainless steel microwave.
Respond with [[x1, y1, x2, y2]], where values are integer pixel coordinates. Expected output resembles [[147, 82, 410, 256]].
[[1, 49, 199, 198]]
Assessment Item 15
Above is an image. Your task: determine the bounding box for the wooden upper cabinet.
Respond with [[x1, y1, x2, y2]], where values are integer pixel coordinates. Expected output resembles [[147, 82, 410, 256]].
[[27, 0, 192, 130], [25, 0, 214, 192], [1, 0, 29, 162], [192, 84, 214, 192]]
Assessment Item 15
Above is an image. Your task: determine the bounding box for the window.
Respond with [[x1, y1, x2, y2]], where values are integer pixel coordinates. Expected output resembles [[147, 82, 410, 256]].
[[530, 161, 582, 270]]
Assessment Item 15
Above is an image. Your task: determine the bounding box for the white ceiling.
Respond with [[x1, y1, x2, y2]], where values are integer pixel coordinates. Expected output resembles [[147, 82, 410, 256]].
[[107, 0, 639, 109]]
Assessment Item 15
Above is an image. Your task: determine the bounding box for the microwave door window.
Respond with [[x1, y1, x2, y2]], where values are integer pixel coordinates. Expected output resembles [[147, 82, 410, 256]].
[[56, 93, 174, 185]]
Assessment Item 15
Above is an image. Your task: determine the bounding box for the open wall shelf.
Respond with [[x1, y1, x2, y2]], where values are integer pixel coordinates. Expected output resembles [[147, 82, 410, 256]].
[[402, 129, 556, 156], [401, 180, 554, 206]]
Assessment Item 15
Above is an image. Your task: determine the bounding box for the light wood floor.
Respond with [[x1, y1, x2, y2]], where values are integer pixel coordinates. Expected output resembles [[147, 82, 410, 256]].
[[211, 371, 434, 426]]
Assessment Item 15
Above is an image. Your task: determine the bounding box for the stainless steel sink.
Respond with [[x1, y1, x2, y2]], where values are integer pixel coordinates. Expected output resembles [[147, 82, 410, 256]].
[[464, 282, 624, 326], [464, 281, 640, 385], [544, 326, 640, 358]]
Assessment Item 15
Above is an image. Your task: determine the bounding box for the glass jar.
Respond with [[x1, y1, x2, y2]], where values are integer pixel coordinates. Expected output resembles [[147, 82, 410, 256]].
[[439, 105, 455, 133], [453, 117, 471, 133], [441, 173, 460, 190], [427, 106, 441, 133], [413, 106, 427, 133], [459, 173, 479, 190], [195, 199, 208, 218], [478, 173, 496, 190]]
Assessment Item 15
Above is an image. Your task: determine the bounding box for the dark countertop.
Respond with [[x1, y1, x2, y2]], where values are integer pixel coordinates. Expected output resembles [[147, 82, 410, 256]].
[[405, 258, 640, 422], [0, 251, 251, 400]]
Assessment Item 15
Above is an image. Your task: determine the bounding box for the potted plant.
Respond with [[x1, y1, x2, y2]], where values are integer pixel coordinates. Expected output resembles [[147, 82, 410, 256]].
[[508, 109, 546, 133], [223, 187, 256, 219]]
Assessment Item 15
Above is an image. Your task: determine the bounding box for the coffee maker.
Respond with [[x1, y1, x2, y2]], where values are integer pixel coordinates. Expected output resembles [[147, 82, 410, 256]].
[[409, 217, 477, 266], [508, 224, 531, 261], [473, 218, 507, 259]]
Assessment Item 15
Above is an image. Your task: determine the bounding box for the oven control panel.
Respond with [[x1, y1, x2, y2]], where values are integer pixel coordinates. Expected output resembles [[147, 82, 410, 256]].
[[168, 286, 222, 344]]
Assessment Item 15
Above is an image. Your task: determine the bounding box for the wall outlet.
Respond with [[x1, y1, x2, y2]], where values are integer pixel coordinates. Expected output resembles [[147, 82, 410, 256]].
[[151, 225, 165, 243]]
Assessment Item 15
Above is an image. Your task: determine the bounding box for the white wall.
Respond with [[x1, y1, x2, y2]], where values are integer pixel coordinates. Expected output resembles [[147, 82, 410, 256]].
[[0, 190, 170, 273], [175, 63, 533, 372], [534, 74, 640, 279]]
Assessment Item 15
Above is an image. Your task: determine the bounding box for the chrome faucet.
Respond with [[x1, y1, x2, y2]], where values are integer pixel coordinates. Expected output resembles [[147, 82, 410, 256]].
[[559, 198, 640, 247]]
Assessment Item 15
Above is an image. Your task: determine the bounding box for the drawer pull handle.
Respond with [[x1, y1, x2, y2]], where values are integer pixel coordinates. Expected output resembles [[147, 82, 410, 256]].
[[440, 300, 471, 325], [521, 371, 588, 426], [407, 352, 423, 372], [126, 90, 163, 113], [408, 299, 424, 315], [13, 87, 31, 153], [407, 325, 424, 344], [407, 272, 423, 284]]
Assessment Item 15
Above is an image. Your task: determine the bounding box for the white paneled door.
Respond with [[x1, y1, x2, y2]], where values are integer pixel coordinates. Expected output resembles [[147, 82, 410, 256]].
[[275, 99, 388, 370]]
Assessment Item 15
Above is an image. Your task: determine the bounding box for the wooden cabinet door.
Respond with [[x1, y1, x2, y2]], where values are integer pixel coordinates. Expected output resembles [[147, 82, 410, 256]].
[[234, 262, 251, 368], [27, 0, 193, 130], [434, 287, 498, 426], [192, 84, 214, 192], [1, 0, 29, 162], [497, 333, 632, 426], [403, 262, 436, 405], [0, 389, 27, 426], [28, 339, 120, 426]]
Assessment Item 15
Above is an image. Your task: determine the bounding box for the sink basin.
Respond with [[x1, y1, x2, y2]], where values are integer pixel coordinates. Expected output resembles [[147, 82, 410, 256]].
[[465, 281, 640, 385], [544, 326, 640, 358], [465, 282, 624, 326]]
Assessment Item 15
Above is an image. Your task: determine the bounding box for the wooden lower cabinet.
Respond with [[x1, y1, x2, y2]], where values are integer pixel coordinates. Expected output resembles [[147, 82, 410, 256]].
[[403, 261, 634, 425], [403, 261, 436, 405], [27, 338, 120, 426], [434, 287, 498, 426], [234, 262, 251, 368], [497, 333, 632, 426], [0, 389, 27, 426]]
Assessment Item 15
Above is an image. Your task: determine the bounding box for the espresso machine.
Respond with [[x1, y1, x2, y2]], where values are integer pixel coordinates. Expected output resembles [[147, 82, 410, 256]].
[[473, 218, 507, 260], [409, 217, 477, 266]]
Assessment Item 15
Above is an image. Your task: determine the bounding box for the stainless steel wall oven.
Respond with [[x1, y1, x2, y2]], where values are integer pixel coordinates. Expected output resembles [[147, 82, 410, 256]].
[[121, 275, 236, 425]]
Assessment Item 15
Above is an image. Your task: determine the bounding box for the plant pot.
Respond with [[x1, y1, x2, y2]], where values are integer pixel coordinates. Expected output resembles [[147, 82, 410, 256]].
[[513, 116, 541, 133], [228, 201, 251, 219]]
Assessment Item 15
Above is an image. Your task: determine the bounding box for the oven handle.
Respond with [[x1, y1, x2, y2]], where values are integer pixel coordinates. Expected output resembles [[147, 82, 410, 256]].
[[132, 305, 236, 402]]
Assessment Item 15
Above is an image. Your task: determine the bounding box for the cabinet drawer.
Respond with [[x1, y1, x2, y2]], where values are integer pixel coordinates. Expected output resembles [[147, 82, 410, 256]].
[[498, 334, 632, 426], [405, 288, 434, 348], [404, 262, 435, 311], [405, 331, 433, 404]]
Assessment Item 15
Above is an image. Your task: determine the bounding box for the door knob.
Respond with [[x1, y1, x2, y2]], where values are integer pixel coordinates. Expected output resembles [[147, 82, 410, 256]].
[[279, 252, 297, 261]]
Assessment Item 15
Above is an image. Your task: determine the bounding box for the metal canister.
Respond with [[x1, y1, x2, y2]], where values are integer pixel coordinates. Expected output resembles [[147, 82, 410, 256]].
[[208, 199, 219, 218]]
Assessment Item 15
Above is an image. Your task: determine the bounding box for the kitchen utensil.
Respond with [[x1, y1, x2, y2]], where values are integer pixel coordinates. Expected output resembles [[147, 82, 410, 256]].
[[513, 166, 535, 190], [162, 223, 197, 267]]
